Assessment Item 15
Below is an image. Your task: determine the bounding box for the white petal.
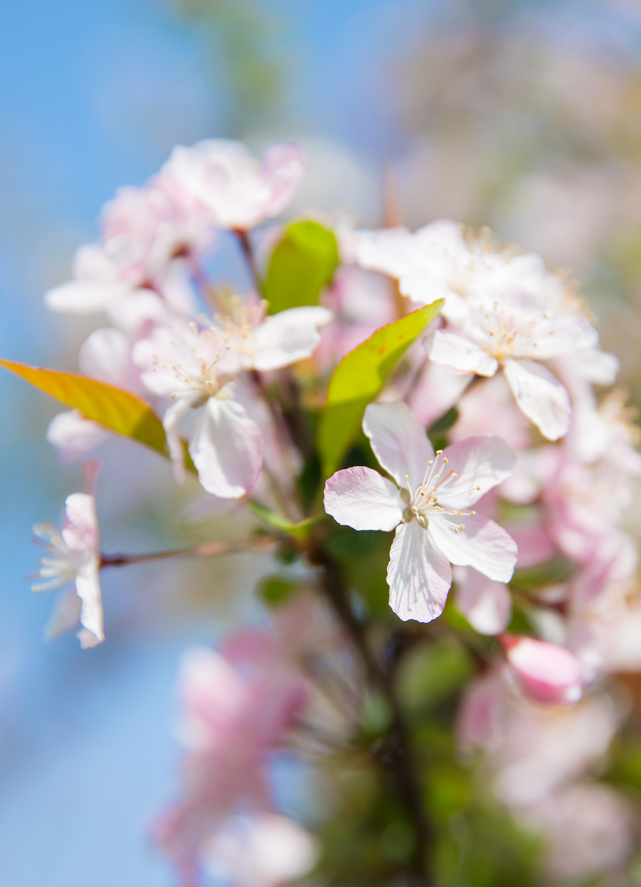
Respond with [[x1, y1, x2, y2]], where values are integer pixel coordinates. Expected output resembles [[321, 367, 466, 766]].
[[426, 330, 499, 377], [454, 565, 511, 635], [44, 280, 127, 314], [45, 588, 82, 641], [363, 401, 433, 491], [387, 521, 452, 623], [428, 513, 517, 582], [253, 307, 333, 371], [79, 328, 142, 393], [46, 411, 108, 464], [503, 358, 571, 441], [437, 435, 516, 509], [398, 269, 452, 306], [189, 398, 263, 498], [324, 466, 404, 531], [163, 396, 194, 484], [75, 569, 105, 646], [62, 493, 100, 554]]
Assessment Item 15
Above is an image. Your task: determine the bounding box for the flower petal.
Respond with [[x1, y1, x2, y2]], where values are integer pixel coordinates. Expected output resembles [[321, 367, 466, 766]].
[[437, 435, 516, 509], [454, 565, 512, 635], [45, 588, 82, 641], [75, 569, 105, 647], [503, 358, 570, 441], [46, 410, 108, 465], [324, 466, 404, 531], [363, 401, 433, 491], [428, 513, 517, 582], [189, 398, 263, 498], [387, 521, 452, 623], [253, 306, 333, 371], [426, 330, 499, 377], [503, 635, 583, 705], [62, 493, 100, 554], [163, 396, 195, 485]]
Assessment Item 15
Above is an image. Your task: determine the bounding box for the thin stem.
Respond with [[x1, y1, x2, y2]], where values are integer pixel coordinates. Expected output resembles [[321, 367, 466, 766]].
[[234, 229, 263, 294], [313, 545, 433, 885], [100, 536, 276, 569]]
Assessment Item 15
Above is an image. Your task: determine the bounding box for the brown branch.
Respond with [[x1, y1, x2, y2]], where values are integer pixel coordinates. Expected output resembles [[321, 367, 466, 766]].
[[234, 229, 263, 294], [100, 536, 277, 569], [312, 545, 433, 885]]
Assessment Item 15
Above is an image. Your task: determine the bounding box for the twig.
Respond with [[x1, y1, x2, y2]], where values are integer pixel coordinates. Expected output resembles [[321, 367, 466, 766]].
[[234, 229, 263, 294], [100, 536, 277, 569]]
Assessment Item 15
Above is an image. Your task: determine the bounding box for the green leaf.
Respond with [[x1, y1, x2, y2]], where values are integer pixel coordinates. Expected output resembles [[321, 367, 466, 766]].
[[0, 358, 168, 456], [317, 300, 443, 477], [247, 500, 321, 540], [263, 220, 339, 314]]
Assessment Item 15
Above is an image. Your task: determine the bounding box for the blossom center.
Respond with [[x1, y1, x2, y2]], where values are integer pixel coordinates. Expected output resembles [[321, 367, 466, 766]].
[[406, 451, 477, 533]]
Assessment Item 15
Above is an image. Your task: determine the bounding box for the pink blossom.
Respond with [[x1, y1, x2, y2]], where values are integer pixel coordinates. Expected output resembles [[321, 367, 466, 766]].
[[502, 634, 583, 705], [32, 491, 104, 648], [162, 140, 306, 231], [133, 322, 263, 497], [324, 401, 517, 623], [519, 783, 634, 883], [46, 411, 108, 465], [214, 293, 332, 374], [45, 177, 213, 316], [425, 295, 597, 440], [201, 813, 319, 887], [354, 221, 545, 319], [453, 566, 512, 635], [155, 641, 308, 871]]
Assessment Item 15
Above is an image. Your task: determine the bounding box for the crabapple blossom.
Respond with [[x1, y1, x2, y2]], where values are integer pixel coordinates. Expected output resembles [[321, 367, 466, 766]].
[[453, 566, 512, 635], [32, 489, 104, 648], [46, 410, 108, 464], [155, 641, 308, 873], [162, 139, 306, 231], [425, 296, 597, 440], [133, 322, 263, 497], [214, 292, 333, 373], [324, 400, 518, 623], [501, 634, 583, 705], [45, 176, 213, 316]]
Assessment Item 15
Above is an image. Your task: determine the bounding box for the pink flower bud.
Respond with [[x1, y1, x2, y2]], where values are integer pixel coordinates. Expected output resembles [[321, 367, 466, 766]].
[[502, 634, 583, 705]]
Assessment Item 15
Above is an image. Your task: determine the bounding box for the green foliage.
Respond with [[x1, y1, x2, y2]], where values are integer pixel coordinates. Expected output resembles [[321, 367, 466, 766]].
[[0, 358, 167, 456], [318, 300, 443, 478], [257, 575, 300, 607], [397, 637, 474, 714], [263, 220, 339, 314], [427, 406, 460, 452]]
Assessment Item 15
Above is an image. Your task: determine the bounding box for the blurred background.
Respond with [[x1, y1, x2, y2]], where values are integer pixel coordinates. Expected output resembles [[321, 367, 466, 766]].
[[3, 0, 641, 883]]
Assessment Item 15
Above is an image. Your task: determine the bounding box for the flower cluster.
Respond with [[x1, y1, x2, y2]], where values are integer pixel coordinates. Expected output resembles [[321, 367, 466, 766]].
[[23, 139, 641, 885]]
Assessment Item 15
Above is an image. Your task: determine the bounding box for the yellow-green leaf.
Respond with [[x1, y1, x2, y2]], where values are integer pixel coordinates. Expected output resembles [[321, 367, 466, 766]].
[[0, 358, 168, 456], [317, 301, 443, 477], [263, 220, 339, 314]]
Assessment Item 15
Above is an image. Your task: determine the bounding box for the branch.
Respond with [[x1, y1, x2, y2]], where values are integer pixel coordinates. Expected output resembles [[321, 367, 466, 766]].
[[234, 229, 263, 293], [100, 536, 277, 569]]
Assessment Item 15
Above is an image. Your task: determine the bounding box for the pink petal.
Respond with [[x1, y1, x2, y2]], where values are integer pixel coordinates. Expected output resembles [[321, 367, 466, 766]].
[[189, 399, 263, 498], [163, 396, 194, 485], [253, 307, 333, 371], [79, 328, 143, 393], [324, 466, 404, 531], [363, 401, 433, 491], [503, 635, 583, 704], [428, 513, 517, 582], [387, 521, 452, 623], [503, 358, 570, 441], [62, 493, 100, 554], [46, 411, 108, 464], [454, 566, 512, 635], [437, 434, 516, 509], [427, 329, 499, 377]]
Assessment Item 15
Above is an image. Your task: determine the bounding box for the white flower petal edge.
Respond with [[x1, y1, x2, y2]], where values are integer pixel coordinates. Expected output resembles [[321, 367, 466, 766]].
[[363, 401, 433, 491], [503, 358, 571, 441], [387, 521, 452, 623], [427, 329, 499, 377], [427, 513, 518, 583], [453, 565, 512, 635], [324, 466, 404, 531], [189, 398, 263, 498], [253, 306, 333, 371], [437, 435, 517, 510]]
